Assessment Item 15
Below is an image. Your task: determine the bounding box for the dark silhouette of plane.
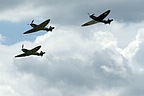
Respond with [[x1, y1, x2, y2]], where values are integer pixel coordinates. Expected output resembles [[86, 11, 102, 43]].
[[81, 10, 113, 27], [23, 19, 55, 34], [15, 45, 45, 58]]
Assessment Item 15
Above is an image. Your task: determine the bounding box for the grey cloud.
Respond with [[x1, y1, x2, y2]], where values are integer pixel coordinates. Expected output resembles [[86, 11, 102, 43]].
[[120, 74, 144, 96], [0, 0, 24, 10], [119, 29, 144, 96], [91, 49, 131, 87], [0, 0, 143, 25], [133, 42, 144, 65], [14, 56, 99, 88], [32, 0, 144, 25]]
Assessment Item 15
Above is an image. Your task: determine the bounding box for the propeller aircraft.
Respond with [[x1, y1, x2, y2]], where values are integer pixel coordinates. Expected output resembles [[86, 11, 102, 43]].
[[23, 19, 55, 34], [81, 10, 113, 27], [15, 45, 45, 58]]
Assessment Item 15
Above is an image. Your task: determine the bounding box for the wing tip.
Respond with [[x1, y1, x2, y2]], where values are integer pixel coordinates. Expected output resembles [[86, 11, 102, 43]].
[[23, 32, 27, 34], [81, 25, 85, 27], [15, 55, 20, 58], [81, 24, 89, 27], [23, 32, 29, 34]]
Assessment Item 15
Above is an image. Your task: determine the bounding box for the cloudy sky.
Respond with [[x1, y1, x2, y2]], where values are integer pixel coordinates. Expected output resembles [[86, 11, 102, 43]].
[[0, 0, 144, 96]]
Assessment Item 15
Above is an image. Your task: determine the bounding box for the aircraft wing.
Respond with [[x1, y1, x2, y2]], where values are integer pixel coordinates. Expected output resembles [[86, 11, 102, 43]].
[[81, 20, 99, 27], [96, 10, 110, 20], [31, 45, 41, 53], [15, 53, 29, 57], [23, 28, 39, 34], [39, 19, 50, 28]]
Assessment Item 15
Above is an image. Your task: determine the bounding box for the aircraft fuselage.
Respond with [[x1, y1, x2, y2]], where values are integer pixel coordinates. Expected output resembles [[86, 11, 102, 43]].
[[22, 49, 29, 53]]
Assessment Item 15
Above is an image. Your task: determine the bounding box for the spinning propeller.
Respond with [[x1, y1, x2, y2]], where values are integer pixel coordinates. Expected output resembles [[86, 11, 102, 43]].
[[87, 13, 94, 16], [22, 44, 24, 49], [27, 20, 34, 25]]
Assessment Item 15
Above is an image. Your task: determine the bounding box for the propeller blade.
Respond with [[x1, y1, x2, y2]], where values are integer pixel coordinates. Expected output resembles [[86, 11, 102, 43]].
[[87, 13, 94, 16], [22, 44, 24, 49], [27, 20, 34, 25], [87, 13, 90, 16], [31, 20, 34, 24]]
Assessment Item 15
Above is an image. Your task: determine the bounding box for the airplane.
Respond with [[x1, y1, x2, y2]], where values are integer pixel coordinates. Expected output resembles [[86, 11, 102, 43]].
[[81, 10, 113, 27], [15, 45, 45, 58], [23, 19, 55, 34]]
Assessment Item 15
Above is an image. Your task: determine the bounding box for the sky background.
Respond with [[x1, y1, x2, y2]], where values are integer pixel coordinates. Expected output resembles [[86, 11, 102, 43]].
[[0, 0, 144, 96]]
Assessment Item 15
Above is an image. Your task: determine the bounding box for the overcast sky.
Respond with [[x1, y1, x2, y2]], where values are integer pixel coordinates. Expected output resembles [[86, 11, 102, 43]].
[[0, 0, 144, 96]]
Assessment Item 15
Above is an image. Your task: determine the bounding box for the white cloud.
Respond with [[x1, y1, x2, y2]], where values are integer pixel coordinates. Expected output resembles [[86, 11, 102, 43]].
[[7, 27, 129, 96]]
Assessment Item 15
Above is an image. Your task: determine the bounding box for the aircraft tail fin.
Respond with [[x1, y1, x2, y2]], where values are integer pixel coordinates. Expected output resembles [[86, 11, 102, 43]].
[[45, 26, 55, 32], [103, 19, 113, 24], [49, 26, 55, 31], [39, 51, 45, 56]]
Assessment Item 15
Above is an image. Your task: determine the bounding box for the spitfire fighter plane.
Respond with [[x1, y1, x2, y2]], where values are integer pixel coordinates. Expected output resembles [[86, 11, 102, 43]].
[[15, 45, 45, 58], [23, 19, 55, 34], [81, 10, 113, 27]]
